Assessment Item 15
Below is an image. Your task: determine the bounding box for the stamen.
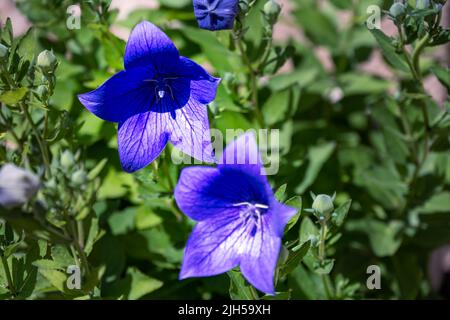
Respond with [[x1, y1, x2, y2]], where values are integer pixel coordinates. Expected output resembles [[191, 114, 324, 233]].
[[158, 90, 165, 98], [233, 202, 268, 232]]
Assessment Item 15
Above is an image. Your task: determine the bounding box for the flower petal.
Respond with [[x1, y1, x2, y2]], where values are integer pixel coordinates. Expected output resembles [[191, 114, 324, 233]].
[[179, 211, 244, 279], [239, 214, 281, 295], [78, 68, 150, 123], [193, 0, 239, 31], [124, 21, 179, 70], [270, 201, 298, 236], [167, 98, 216, 163], [219, 132, 267, 177], [175, 166, 270, 221], [178, 57, 221, 105], [118, 111, 169, 173]]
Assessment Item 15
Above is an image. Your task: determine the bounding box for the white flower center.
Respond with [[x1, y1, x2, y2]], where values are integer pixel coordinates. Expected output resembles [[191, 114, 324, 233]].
[[233, 202, 268, 230]]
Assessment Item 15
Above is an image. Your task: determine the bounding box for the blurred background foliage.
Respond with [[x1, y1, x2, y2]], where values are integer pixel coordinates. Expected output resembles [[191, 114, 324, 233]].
[[0, 0, 449, 299]]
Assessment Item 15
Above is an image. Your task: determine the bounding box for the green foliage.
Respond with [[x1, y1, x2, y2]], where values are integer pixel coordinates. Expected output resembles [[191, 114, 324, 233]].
[[0, 0, 449, 300]]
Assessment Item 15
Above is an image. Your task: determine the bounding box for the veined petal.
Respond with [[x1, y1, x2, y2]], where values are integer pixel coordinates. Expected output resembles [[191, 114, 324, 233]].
[[118, 111, 168, 173], [239, 214, 281, 295], [179, 211, 244, 279], [78, 68, 150, 123], [175, 166, 269, 221], [124, 21, 179, 70], [175, 166, 223, 221], [167, 98, 215, 163], [219, 132, 269, 182], [178, 57, 221, 105]]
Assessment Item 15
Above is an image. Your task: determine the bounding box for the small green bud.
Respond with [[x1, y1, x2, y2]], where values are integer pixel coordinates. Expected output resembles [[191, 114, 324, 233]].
[[239, 1, 250, 15], [389, 2, 406, 19], [37, 50, 57, 73], [0, 43, 8, 60], [312, 194, 334, 217], [36, 85, 48, 98], [60, 150, 75, 170], [263, 0, 282, 24], [71, 169, 87, 186], [416, 0, 430, 9]]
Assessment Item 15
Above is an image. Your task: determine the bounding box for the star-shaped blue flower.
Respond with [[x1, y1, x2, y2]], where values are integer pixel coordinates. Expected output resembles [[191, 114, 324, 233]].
[[193, 0, 239, 31], [78, 21, 220, 173], [175, 133, 296, 294]]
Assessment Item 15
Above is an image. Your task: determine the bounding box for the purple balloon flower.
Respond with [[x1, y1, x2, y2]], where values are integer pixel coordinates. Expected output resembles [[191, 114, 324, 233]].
[[175, 133, 296, 294], [78, 21, 220, 173], [193, 0, 239, 31]]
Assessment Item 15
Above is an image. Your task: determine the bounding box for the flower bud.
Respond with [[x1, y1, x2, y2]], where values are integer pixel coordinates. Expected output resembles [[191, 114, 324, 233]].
[[0, 43, 8, 60], [416, 0, 430, 9], [37, 50, 57, 73], [263, 0, 282, 24], [0, 164, 40, 209], [312, 194, 334, 217], [71, 169, 87, 186], [239, 1, 250, 15], [60, 150, 75, 170], [389, 2, 406, 19]]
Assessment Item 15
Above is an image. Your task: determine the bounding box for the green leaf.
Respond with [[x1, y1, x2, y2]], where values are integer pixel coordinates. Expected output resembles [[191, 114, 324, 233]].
[[85, 218, 100, 256], [51, 245, 74, 267], [331, 199, 352, 227], [313, 259, 335, 275], [262, 89, 291, 126], [430, 66, 450, 91], [347, 219, 403, 257], [87, 158, 108, 181], [369, 29, 410, 72], [39, 269, 67, 293], [295, 142, 336, 194], [274, 184, 287, 202], [299, 217, 319, 244], [108, 207, 136, 236], [393, 253, 421, 299], [417, 192, 450, 214], [0, 87, 28, 105], [227, 269, 257, 300], [32, 259, 64, 270], [279, 240, 310, 277], [126, 267, 163, 300], [284, 196, 302, 233]]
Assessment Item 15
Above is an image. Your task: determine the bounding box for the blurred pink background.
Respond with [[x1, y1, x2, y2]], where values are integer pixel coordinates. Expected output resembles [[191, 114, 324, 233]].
[[0, 0, 448, 104]]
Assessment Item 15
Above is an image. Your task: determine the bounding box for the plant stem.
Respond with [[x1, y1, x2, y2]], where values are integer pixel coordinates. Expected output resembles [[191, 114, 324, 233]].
[[396, 25, 419, 80], [318, 221, 333, 299], [20, 102, 51, 178], [235, 35, 265, 128], [161, 150, 174, 191], [1, 255, 16, 297], [411, 33, 431, 80]]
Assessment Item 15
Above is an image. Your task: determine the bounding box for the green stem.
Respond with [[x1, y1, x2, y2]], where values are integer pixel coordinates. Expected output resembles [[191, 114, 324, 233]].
[[318, 221, 334, 299], [161, 150, 174, 191], [411, 33, 431, 80], [70, 220, 90, 276], [396, 25, 419, 80], [20, 102, 51, 178], [399, 103, 420, 166], [1, 255, 16, 297], [235, 35, 265, 128]]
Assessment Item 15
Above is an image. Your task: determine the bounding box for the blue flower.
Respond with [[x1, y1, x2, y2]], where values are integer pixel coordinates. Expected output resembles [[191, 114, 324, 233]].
[[175, 133, 296, 294], [193, 0, 239, 31], [78, 21, 220, 173]]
